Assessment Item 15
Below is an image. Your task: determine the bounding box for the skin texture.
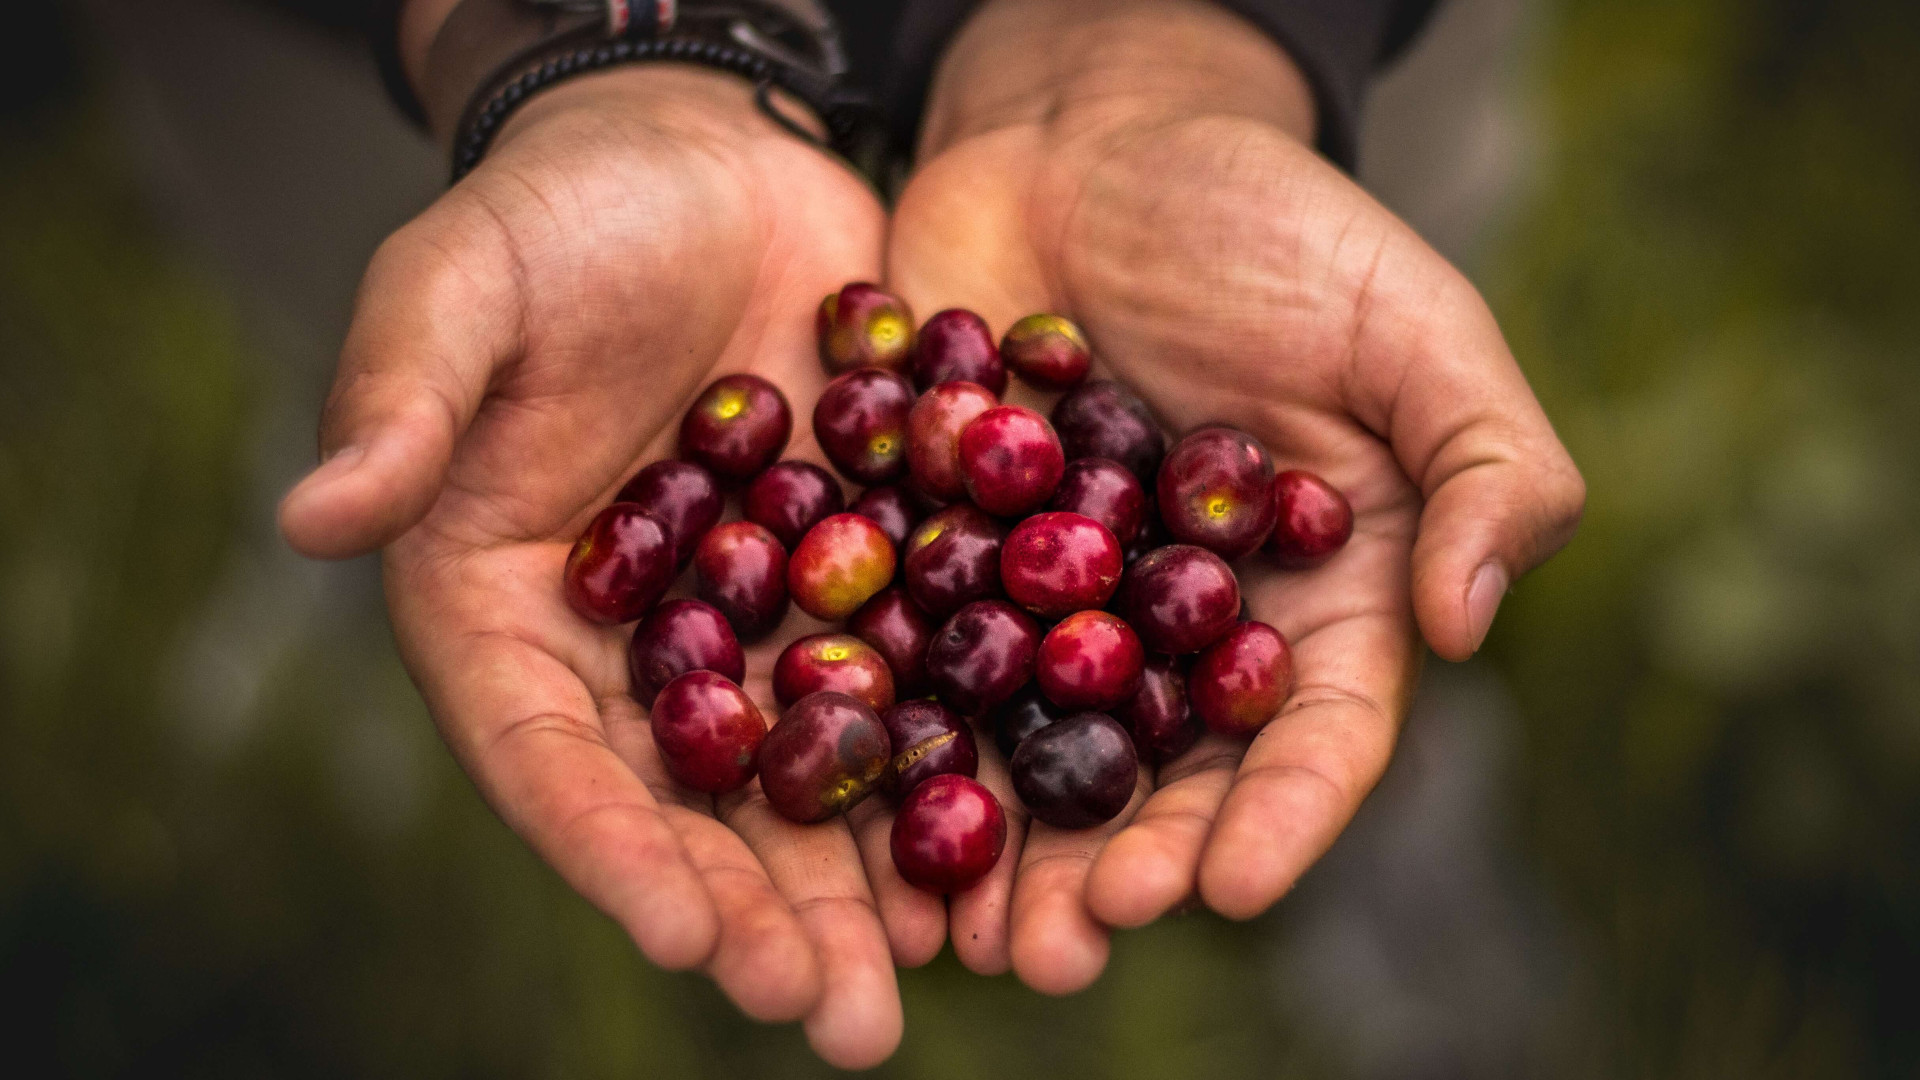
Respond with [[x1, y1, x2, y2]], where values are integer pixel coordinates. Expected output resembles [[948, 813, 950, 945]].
[[884, 0, 1582, 996]]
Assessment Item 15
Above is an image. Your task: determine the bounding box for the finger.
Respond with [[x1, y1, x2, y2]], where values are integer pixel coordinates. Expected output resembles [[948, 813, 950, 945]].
[[847, 796, 950, 968], [1084, 737, 1239, 928], [278, 198, 520, 559], [1006, 772, 1149, 996], [946, 725, 1025, 975]]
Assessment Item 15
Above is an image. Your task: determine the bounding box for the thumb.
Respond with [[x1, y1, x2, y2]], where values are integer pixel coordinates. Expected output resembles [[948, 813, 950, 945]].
[[278, 207, 520, 559]]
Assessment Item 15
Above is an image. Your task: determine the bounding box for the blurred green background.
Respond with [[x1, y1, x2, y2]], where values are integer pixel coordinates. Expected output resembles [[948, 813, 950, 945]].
[[3, 0, 1916, 1076]]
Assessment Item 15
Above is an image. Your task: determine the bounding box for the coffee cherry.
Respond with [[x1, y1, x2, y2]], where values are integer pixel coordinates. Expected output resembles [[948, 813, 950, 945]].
[[678, 373, 791, 483], [1113, 544, 1240, 654], [1051, 379, 1164, 487], [1010, 713, 1138, 829], [891, 774, 1005, 893], [693, 521, 789, 642], [788, 513, 896, 620], [848, 485, 922, 551], [1113, 655, 1200, 764], [881, 699, 978, 795], [616, 459, 722, 567], [814, 368, 914, 485], [906, 381, 998, 502], [564, 503, 674, 625], [1189, 621, 1293, 737], [817, 282, 914, 373], [1000, 511, 1123, 619], [743, 460, 845, 549], [1048, 456, 1146, 547], [1036, 610, 1145, 712], [958, 405, 1065, 517], [1157, 427, 1277, 558], [628, 599, 745, 708], [773, 633, 895, 713], [1266, 470, 1354, 567], [649, 670, 765, 794], [1001, 313, 1091, 390], [759, 691, 891, 823], [902, 503, 1006, 617], [912, 308, 1006, 396], [848, 586, 937, 697], [926, 600, 1041, 715], [989, 684, 1067, 759]]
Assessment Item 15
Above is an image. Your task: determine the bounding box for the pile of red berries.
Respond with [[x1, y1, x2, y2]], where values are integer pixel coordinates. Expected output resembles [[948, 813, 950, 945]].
[[563, 284, 1354, 895]]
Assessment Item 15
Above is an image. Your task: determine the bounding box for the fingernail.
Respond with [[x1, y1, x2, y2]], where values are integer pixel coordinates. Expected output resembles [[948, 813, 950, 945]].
[[307, 443, 365, 485], [1466, 561, 1509, 653]]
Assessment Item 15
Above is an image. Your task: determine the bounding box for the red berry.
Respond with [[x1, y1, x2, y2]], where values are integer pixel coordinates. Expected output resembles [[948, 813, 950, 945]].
[[616, 459, 722, 567], [958, 405, 1065, 517], [1048, 456, 1146, 547], [563, 503, 674, 625], [693, 521, 789, 641], [1001, 313, 1091, 390], [906, 381, 998, 502], [1113, 544, 1240, 654], [1114, 655, 1200, 764], [1157, 427, 1277, 558], [787, 513, 896, 620], [1010, 713, 1137, 829], [926, 600, 1041, 715], [1000, 511, 1123, 619], [848, 485, 922, 551], [628, 599, 745, 708], [989, 684, 1066, 759], [912, 308, 1006, 396], [814, 368, 914, 485], [649, 670, 765, 794], [773, 632, 896, 713], [759, 691, 891, 823], [817, 282, 915, 373], [677, 373, 792, 483], [1189, 621, 1293, 737], [902, 503, 1006, 617], [1036, 610, 1145, 712], [880, 699, 978, 795], [1052, 379, 1164, 487], [890, 774, 1005, 893], [847, 586, 938, 697], [743, 460, 845, 549], [1266, 470, 1354, 567]]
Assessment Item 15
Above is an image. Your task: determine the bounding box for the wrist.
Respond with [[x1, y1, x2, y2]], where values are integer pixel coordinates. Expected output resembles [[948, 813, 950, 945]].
[[488, 63, 822, 160]]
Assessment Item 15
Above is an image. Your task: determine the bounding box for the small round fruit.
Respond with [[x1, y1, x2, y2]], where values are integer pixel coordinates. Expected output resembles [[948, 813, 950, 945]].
[[1114, 656, 1200, 764], [912, 309, 1006, 396], [1036, 610, 1145, 712], [788, 513, 896, 620], [628, 599, 745, 708], [848, 587, 937, 697], [891, 774, 1006, 893], [1157, 427, 1277, 558], [1000, 511, 1123, 619], [957, 405, 1065, 517], [649, 670, 765, 794], [1052, 379, 1165, 487], [902, 504, 1006, 617], [925, 600, 1041, 715], [1048, 457, 1146, 547], [848, 485, 921, 551], [678, 373, 792, 483], [744, 460, 845, 549], [817, 282, 915, 373], [990, 684, 1066, 759], [1010, 713, 1138, 829], [1114, 545, 1240, 654], [1001, 313, 1091, 390], [1189, 621, 1294, 737], [907, 381, 999, 502], [758, 691, 892, 823], [564, 503, 674, 625], [881, 699, 978, 795], [814, 368, 914, 485], [616, 459, 722, 567], [693, 521, 789, 641], [773, 633, 896, 712], [1266, 470, 1355, 567]]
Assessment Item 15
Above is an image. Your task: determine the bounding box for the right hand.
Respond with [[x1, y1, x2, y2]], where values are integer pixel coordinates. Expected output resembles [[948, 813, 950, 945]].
[[276, 66, 910, 1069]]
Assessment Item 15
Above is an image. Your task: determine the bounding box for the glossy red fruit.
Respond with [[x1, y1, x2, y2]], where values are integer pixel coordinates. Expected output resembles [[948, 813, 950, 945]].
[[891, 774, 1005, 893], [678, 373, 792, 483], [1157, 427, 1277, 558], [564, 503, 674, 625], [743, 460, 845, 549], [814, 368, 914, 485], [773, 633, 896, 712], [1114, 655, 1200, 764], [926, 600, 1041, 715], [912, 309, 1006, 396], [907, 381, 999, 502], [628, 599, 745, 708], [958, 405, 1065, 517], [616, 459, 722, 567], [1001, 313, 1091, 390], [1010, 713, 1138, 829], [1048, 457, 1146, 547], [881, 699, 978, 795], [759, 691, 891, 823], [787, 513, 896, 620], [1001, 511, 1123, 619], [848, 586, 937, 697], [848, 485, 921, 551], [1114, 544, 1240, 654], [1266, 470, 1354, 567], [1189, 621, 1294, 737], [902, 504, 1006, 617], [649, 670, 765, 793], [1052, 379, 1165, 487], [817, 282, 915, 373], [693, 521, 789, 641], [990, 684, 1066, 758], [1036, 610, 1145, 712]]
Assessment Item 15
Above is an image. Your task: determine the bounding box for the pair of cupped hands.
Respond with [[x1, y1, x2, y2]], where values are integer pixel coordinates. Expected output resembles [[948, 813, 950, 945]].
[[277, 0, 1581, 1068]]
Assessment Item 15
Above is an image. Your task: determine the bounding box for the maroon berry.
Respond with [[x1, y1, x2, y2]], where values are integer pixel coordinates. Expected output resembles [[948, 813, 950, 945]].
[[1123, 504, 1170, 566], [912, 309, 1006, 396], [649, 670, 765, 794], [848, 485, 922, 551], [1266, 470, 1354, 567], [1010, 713, 1138, 829], [1114, 656, 1200, 764], [1001, 511, 1123, 619], [848, 587, 937, 697], [564, 503, 674, 625], [902, 504, 1006, 617], [817, 282, 915, 373], [814, 368, 914, 485], [1189, 621, 1294, 737], [958, 405, 1065, 517], [759, 691, 891, 823], [1048, 457, 1146, 547], [926, 600, 1041, 715], [1157, 427, 1277, 558], [773, 633, 896, 713], [990, 684, 1066, 758], [1052, 380, 1165, 487], [907, 381, 998, 502], [616, 460, 722, 567], [1114, 545, 1240, 654], [693, 521, 789, 641], [1036, 610, 1145, 712], [628, 599, 745, 708], [881, 699, 978, 795], [678, 373, 792, 483], [1001, 313, 1091, 390], [744, 460, 846, 549], [787, 513, 896, 620], [891, 774, 1005, 893]]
